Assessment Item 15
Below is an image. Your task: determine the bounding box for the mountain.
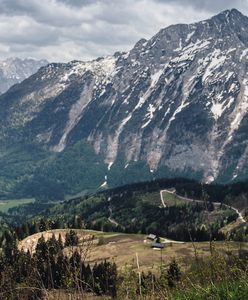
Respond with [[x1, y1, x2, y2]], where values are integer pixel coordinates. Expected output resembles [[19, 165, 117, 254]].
[[0, 57, 48, 94], [1, 9, 248, 198]]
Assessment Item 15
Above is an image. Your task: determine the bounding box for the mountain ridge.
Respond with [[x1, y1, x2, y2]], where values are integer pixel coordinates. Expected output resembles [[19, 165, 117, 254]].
[[0, 57, 48, 95], [1, 9, 248, 197]]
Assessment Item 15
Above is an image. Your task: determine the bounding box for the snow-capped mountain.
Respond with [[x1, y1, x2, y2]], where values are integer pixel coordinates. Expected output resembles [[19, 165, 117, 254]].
[[0, 57, 48, 94], [1, 9, 248, 186]]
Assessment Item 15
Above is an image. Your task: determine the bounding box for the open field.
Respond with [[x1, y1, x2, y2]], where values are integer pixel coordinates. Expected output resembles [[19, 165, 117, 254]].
[[0, 198, 35, 213], [161, 190, 189, 206], [140, 191, 161, 206], [19, 229, 248, 273]]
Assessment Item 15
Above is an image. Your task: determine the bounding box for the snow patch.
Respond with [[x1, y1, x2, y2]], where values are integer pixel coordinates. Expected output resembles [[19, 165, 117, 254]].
[[168, 101, 189, 124], [100, 181, 107, 188], [122, 51, 130, 59], [211, 103, 224, 120], [134, 67, 166, 111], [205, 175, 215, 184], [150, 69, 163, 87], [163, 107, 171, 119], [240, 49, 248, 61], [174, 38, 182, 51], [142, 104, 156, 128], [225, 71, 234, 82], [229, 83, 238, 93], [172, 39, 211, 63], [202, 49, 226, 82], [185, 30, 195, 42], [108, 162, 114, 171], [61, 56, 117, 84], [226, 48, 236, 54]]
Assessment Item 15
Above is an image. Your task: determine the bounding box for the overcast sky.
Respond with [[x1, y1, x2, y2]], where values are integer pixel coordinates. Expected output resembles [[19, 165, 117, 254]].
[[0, 0, 248, 62]]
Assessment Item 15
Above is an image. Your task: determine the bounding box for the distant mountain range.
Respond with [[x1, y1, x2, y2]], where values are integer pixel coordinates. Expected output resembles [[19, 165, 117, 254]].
[[0, 57, 48, 94], [1, 9, 248, 199]]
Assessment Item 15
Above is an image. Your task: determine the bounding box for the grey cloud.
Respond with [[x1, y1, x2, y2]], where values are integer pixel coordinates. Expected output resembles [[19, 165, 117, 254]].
[[56, 0, 97, 7], [155, 0, 247, 13], [0, 0, 88, 27], [0, 16, 60, 46], [0, 0, 247, 62]]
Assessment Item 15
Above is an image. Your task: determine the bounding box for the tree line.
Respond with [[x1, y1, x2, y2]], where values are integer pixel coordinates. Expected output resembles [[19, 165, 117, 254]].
[[0, 230, 117, 299]]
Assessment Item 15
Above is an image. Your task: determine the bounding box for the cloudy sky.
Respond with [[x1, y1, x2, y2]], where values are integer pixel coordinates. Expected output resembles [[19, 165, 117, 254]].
[[0, 0, 248, 62]]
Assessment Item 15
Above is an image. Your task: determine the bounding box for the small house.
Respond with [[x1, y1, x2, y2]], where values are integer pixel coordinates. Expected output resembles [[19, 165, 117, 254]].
[[147, 234, 157, 241], [151, 242, 165, 249]]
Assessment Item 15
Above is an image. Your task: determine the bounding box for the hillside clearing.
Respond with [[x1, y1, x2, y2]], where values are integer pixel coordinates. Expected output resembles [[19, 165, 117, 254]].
[[18, 229, 248, 273], [0, 198, 35, 213]]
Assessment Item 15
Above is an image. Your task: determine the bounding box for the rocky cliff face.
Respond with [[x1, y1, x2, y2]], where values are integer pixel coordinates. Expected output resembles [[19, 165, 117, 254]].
[[0, 57, 48, 94], [1, 9, 248, 185]]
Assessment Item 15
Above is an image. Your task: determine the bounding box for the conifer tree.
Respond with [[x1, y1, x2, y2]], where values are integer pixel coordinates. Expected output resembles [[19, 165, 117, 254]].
[[65, 230, 79, 247], [167, 259, 181, 288]]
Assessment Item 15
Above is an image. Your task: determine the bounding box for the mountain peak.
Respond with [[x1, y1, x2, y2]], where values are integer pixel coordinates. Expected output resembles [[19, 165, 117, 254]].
[[212, 8, 245, 22], [2, 9, 248, 190], [221, 8, 242, 15], [0, 57, 48, 94]]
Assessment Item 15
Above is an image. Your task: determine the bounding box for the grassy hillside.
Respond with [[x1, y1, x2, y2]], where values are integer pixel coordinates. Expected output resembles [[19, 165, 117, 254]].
[[14, 228, 248, 300], [0, 198, 34, 213], [3, 177, 247, 242], [18, 228, 248, 273], [7, 179, 246, 246], [0, 178, 248, 299]]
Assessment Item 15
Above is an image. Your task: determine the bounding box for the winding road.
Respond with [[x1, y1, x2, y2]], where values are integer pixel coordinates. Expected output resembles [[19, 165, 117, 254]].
[[160, 189, 246, 224], [108, 206, 120, 227], [160, 190, 167, 208]]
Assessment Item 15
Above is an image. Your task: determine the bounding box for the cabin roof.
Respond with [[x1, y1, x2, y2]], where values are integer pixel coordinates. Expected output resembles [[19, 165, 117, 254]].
[[152, 242, 165, 249], [147, 234, 157, 239]]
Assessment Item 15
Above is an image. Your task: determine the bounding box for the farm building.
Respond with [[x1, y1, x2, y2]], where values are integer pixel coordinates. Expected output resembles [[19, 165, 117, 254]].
[[151, 242, 165, 249], [147, 234, 157, 241]]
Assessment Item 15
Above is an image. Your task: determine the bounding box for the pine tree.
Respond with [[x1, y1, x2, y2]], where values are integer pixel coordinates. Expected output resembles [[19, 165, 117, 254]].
[[3, 230, 17, 264], [58, 233, 64, 250], [35, 235, 49, 287], [65, 230, 79, 247], [167, 259, 181, 288], [39, 219, 47, 232], [54, 252, 66, 288]]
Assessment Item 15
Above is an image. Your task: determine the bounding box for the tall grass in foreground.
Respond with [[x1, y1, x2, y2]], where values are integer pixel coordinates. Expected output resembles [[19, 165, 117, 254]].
[[167, 250, 248, 300], [116, 246, 248, 300], [1, 228, 248, 299]]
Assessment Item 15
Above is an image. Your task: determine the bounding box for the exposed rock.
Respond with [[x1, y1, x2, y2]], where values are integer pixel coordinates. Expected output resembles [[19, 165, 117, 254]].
[[1, 9, 248, 183]]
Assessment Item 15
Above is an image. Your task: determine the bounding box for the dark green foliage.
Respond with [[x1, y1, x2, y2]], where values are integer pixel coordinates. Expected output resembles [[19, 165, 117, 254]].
[[3, 177, 248, 243], [0, 222, 248, 299], [229, 224, 248, 242], [108, 159, 153, 187], [171, 280, 248, 300], [116, 253, 248, 299], [3, 131, 248, 203], [167, 259, 181, 288], [37, 188, 233, 242], [0, 141, 107, 200], [93, 261, 117, 297], [64, 230, 79, 247], [0, 231, 118, 299]]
